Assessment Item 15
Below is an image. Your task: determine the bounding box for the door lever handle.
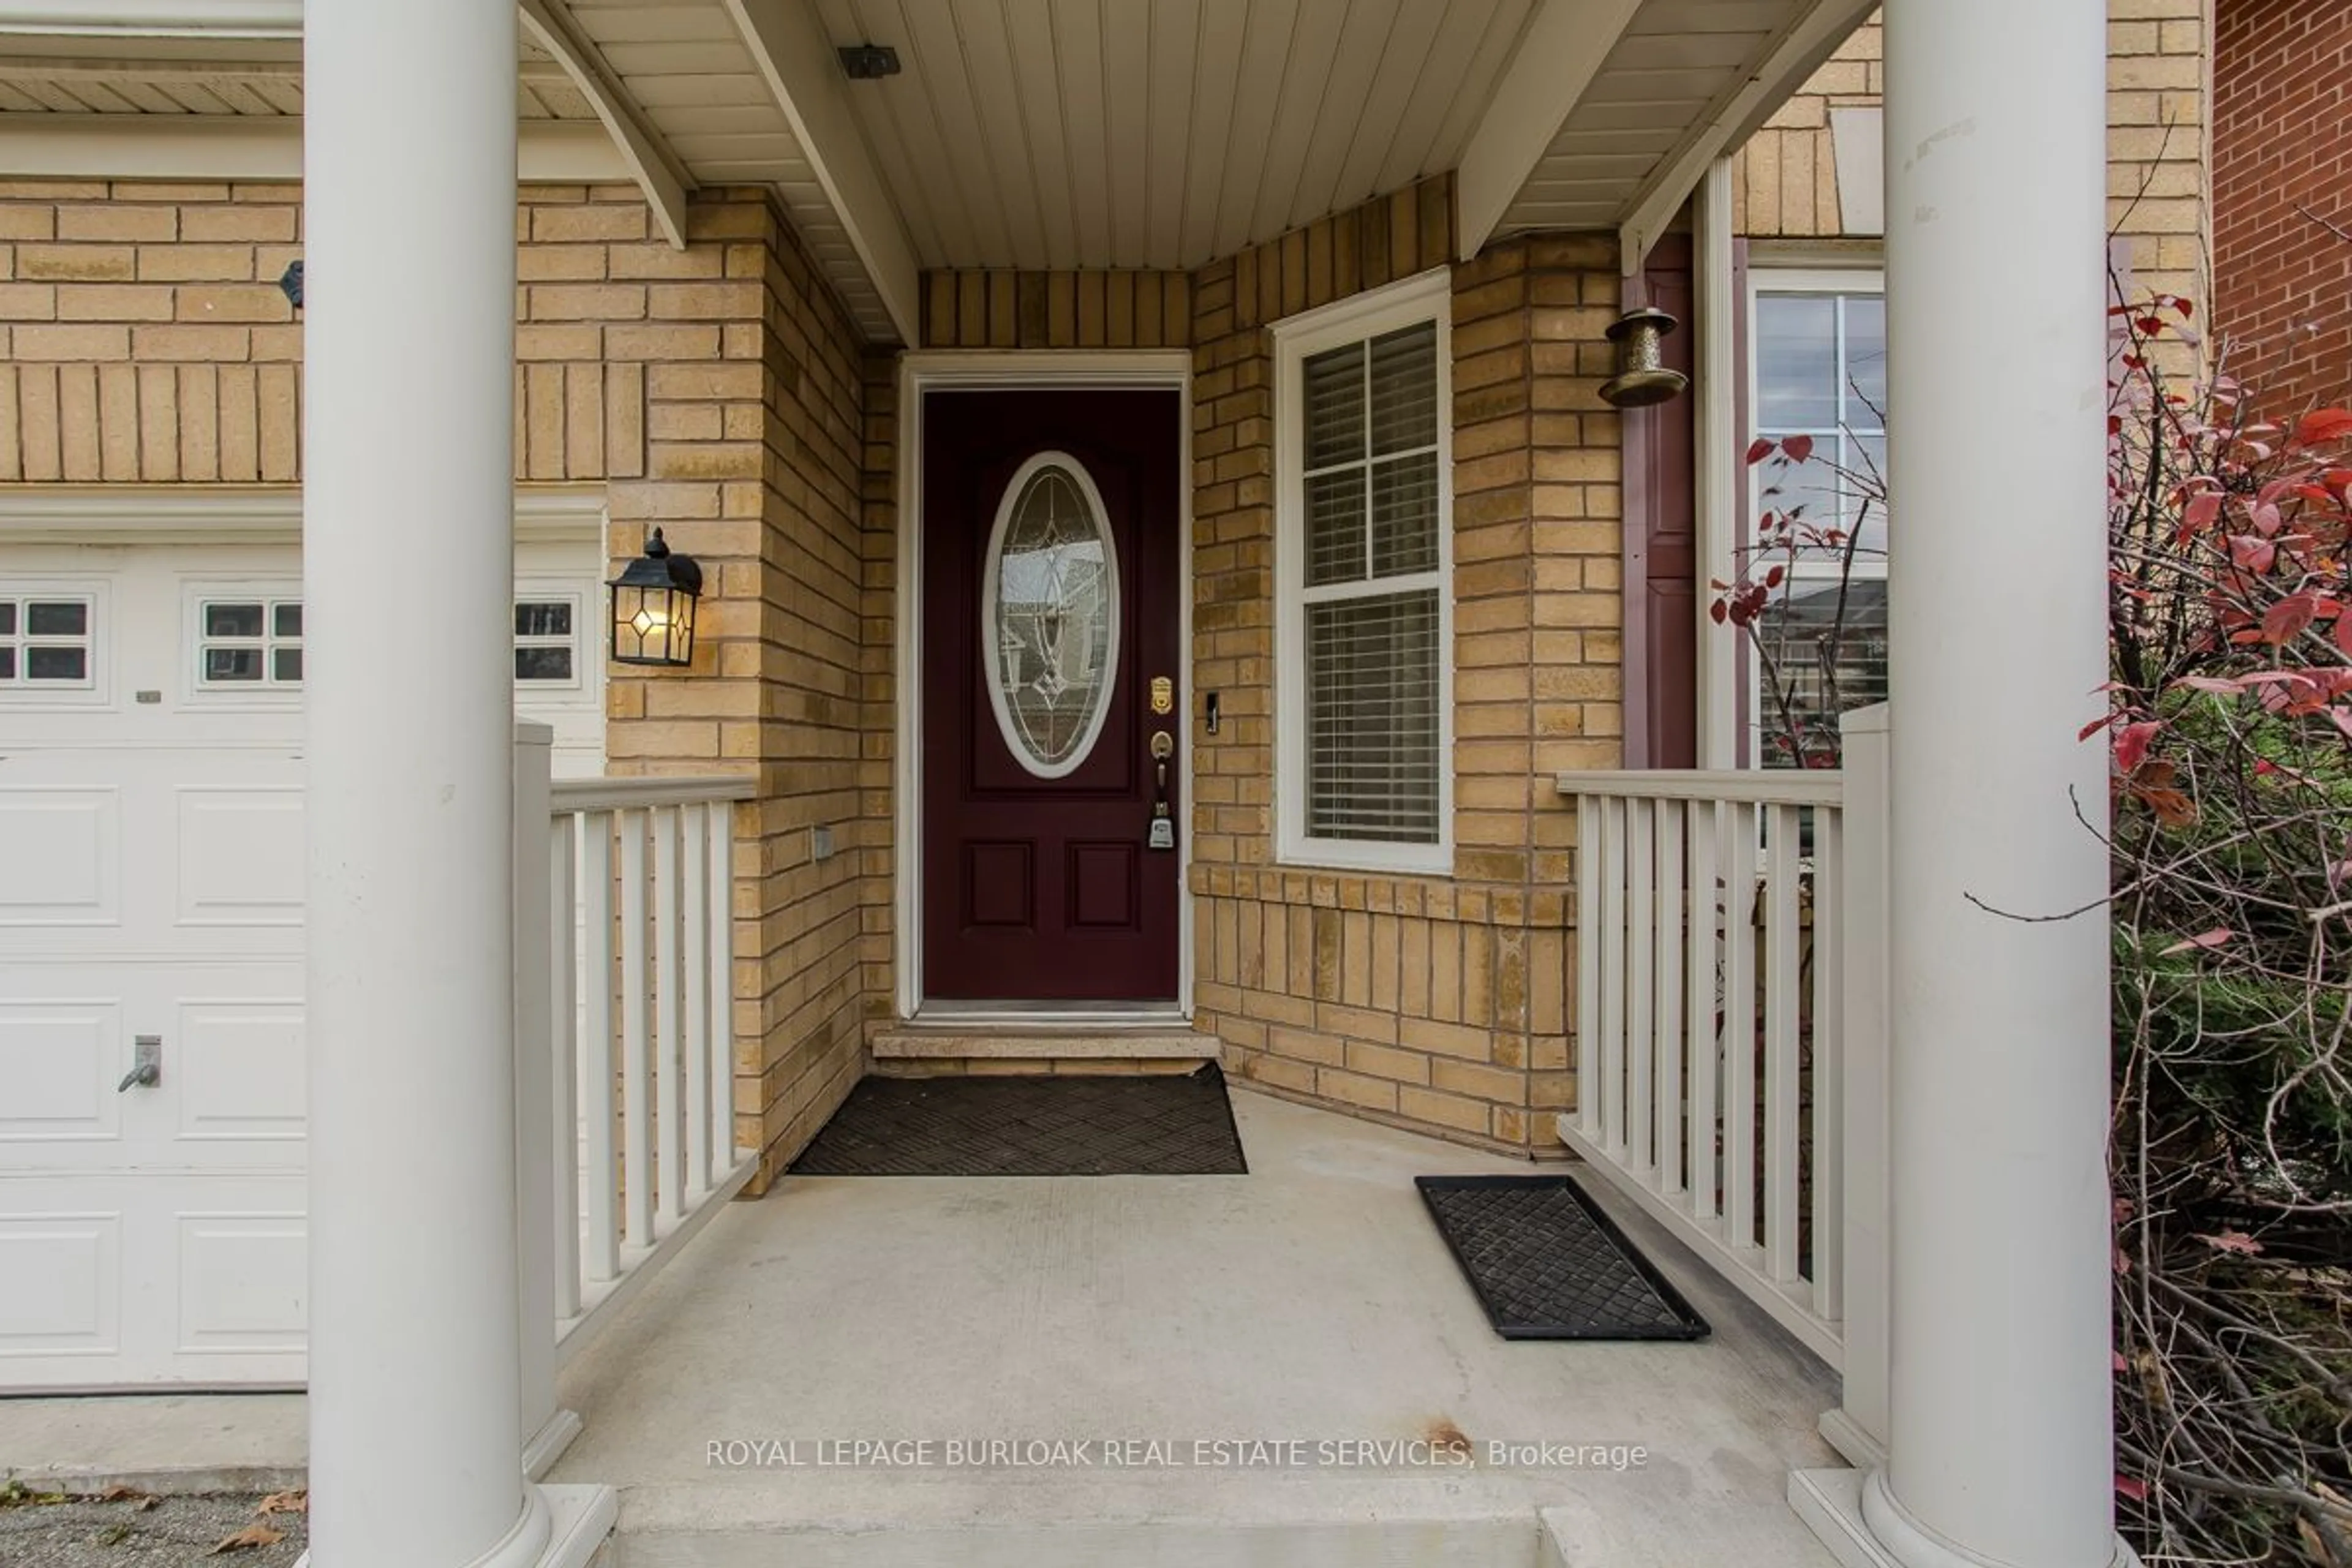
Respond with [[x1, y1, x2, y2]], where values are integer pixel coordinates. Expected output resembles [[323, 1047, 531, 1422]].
[[118, 1035, 161, 1092]]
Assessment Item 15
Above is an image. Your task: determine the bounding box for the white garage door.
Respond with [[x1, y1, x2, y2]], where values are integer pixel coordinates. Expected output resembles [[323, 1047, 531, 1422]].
[[0, 532, 604, 1390]]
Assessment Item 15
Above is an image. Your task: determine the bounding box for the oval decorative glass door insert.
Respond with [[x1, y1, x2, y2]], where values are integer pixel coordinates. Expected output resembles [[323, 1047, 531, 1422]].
[[982, 453, 1121, 777]]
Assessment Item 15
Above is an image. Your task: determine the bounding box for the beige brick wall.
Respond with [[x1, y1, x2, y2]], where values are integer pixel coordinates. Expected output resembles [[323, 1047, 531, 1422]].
[[918, 268, 1193, 350], [1732, 5, 2211, 325], [0, 178, 690, 482], [1733, 18, 1882, 239], [856, 352, 899, 1044], [0, 170, 1660, 1162], [0, 178, 883, 1190], [596, 192, 876, 1188], [1183, 179, 1618, 1154], [2108, 0, 2212, 317]]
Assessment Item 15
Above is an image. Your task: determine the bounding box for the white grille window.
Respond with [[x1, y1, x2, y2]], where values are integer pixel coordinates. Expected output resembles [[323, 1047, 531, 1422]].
[[1275, 271, 1452, 872], [199, 598, 304, 686], [1747, 269, 1887, 767], [184, 595, 584, 690], [0, 594, 96, 686], [513, 598, 578, 684]]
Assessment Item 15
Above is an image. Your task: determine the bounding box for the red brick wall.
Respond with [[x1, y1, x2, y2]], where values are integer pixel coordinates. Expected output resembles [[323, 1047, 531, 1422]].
[[2214, 0, 2352, 410]]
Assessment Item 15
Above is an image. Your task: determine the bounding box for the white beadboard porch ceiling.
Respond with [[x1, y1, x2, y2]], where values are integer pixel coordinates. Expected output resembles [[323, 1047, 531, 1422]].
[[547, 0, 903, 340], [0, 41, 594, 119], [1498, 0, 1846, 236], [809, 0, 1541, 273]]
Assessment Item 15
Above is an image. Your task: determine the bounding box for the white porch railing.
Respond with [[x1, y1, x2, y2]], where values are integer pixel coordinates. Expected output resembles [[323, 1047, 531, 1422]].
[[1555, 718, 1890, 1376], [544, 772, 760, 1353], [511, 727, 759, 1466]]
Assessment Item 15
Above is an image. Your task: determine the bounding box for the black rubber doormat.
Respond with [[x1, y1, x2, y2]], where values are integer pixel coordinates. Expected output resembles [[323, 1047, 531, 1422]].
[[1416, 1175, 1709, 1341], [790, 1064, 1248, 1176]]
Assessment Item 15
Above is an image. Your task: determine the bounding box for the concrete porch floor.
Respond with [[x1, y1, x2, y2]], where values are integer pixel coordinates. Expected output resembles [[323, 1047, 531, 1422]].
[[0, 1087, 1850, 1566], [546, 1086, 1850, 1567]]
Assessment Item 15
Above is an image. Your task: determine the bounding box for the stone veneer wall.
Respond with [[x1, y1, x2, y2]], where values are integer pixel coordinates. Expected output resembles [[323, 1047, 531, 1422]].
[[0, 177, 881, 1189]]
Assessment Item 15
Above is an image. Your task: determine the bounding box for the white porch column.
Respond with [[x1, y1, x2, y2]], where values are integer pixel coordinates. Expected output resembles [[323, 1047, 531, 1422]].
[[1793, 2, 2121, 1568], [304, 5, 571, 1566]]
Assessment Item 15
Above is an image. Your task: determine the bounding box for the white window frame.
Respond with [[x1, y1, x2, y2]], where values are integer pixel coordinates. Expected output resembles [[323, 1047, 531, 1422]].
[[181, 577, 303, 707], [1741, 262, 1886, 767], [1272, 267, 1454, 875], [511, 590, 585, 690], [0, 582, 103, 698], [193, 589, 304, 692]]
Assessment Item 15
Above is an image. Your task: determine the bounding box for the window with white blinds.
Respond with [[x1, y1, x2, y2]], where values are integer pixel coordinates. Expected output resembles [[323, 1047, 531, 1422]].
[[1274, 272, 1451, 872]]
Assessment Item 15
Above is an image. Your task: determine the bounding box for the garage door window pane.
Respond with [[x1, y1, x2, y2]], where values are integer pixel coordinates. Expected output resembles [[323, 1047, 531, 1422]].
[[26, 646, 86, 680], [514, 598, 579, 684], [206, 647, 264, 682], [26, 601, 86, 638], [0, 593, 96, 687], [515, 601, 571, 638], [199, 598, 301, 689], [514, 646, 573, 681]]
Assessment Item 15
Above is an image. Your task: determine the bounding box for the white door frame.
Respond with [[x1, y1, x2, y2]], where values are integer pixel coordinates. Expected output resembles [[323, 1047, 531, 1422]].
[[894, 350, 1195, 1022]]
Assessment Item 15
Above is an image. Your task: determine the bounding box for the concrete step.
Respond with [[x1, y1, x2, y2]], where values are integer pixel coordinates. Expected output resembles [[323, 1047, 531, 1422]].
[[594, 1474, 1544, 1567], [593, 1482, 1845, 1567], [869, 1022, 1216, 1070]]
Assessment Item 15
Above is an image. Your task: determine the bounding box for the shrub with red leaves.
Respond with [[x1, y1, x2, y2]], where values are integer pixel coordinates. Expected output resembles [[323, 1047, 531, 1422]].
[[2101, 294, 2352, 1568]]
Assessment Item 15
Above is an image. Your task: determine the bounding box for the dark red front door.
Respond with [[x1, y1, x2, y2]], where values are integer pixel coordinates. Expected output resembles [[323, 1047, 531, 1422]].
[[921, 388, 1182, 1003]]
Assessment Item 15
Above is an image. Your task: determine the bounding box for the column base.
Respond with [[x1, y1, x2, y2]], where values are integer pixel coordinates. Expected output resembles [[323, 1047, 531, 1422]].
[[293, 1483, 614, 1568], [1790, 1469, 2141, 1568]]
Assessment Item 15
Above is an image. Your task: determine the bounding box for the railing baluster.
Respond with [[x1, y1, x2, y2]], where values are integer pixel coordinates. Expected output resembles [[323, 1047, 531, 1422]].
[[1765, 802, 1803, 1284], [548, 812, 582, 1318], [1627, 797, 1657, 1178], [680, 803, 712, 1201], [1722, 801, 1758, 1254], [652, 804, 686, 1230], [541, 777, 755, 1364], [707, 799, 736, 1178], [1575, 796, 1602, 1143], [1598, 796, 1629, 1158], [1549, 767, 1855, 1370], [1812, 803, 1846, 1321], [618, 807, 654, 1253], [1687, 799, 1721, 1225], [579, 810, 620, 1286], [1654, 801, 1686, 1197]]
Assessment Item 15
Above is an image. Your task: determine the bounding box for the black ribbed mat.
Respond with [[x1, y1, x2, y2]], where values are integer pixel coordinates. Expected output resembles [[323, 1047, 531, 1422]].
[[790, 1064, 1247, 1176], [1417, 1175, 1709, 1341]]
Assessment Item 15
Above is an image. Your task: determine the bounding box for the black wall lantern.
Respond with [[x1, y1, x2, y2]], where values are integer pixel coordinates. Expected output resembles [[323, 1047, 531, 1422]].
[[607, 528, 702, 668]]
